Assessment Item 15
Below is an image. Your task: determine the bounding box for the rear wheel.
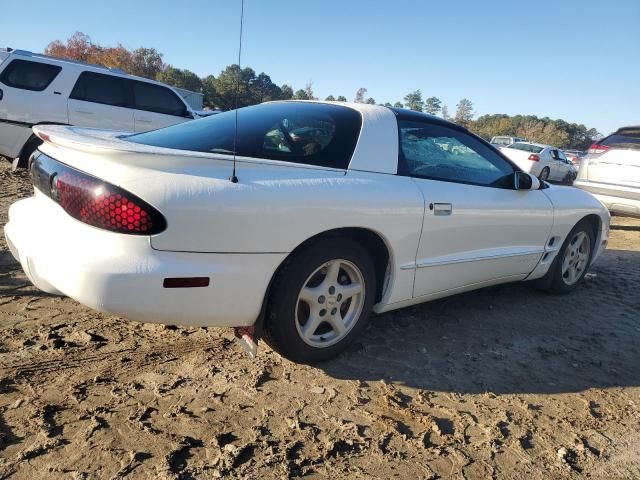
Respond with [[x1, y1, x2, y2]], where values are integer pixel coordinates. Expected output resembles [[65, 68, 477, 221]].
[[539, 167, 550, 182], [264, 238, 376, 363]]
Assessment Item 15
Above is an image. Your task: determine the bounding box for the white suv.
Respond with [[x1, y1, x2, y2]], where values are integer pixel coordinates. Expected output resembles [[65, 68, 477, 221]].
[[0, 48, 195, 168], [575, 126, 640, 218]]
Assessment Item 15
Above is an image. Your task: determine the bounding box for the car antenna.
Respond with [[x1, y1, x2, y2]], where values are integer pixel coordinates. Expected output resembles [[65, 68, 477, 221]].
[[229, 0, 245, 184]]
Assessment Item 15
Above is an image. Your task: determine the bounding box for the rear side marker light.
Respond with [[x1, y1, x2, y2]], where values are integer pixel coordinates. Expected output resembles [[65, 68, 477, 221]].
[[35, 131, 51, 143], [528, 154, 540, 161], [31, 152, 166, 235], [163, 277, 210, 288]]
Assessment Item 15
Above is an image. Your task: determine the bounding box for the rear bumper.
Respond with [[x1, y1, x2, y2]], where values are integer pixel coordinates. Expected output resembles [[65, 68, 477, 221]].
[[4, 193, 286, 327], [574, 180, 640, 218]]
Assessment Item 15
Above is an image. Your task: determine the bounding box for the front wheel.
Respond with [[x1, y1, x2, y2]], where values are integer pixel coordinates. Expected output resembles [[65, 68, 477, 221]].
[[545, 220, 594, 293], [264, 238, 376, 363]]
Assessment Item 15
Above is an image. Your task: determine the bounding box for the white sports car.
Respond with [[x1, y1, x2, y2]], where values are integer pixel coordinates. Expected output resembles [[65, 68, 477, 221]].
[[4, 102, 609, 362]]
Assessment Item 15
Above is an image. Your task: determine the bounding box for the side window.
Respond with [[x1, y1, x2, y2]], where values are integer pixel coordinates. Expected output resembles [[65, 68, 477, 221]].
[[262, 118, 336, 158], [551, 149, 561, 160], [0, 59, 61, 91], [127, 102, 362, 169], [70, 72, 127, 107], [398, 120, 514, 187], [132, 81, 186, 116]]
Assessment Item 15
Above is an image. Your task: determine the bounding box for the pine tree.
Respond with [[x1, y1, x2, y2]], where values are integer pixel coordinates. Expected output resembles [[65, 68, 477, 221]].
[[403, 90, 423, 111], [424, 96, 442, 115], [454, 99, 474, 126]]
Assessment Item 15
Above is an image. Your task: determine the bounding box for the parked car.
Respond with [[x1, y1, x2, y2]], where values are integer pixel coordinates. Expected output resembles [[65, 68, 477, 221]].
[[563, 149, 585, 166], [575, 126, 640, 218], [500, 142, 577, 183], [490, 136, 526, 147], [0, 48, 195, 168], [4, 102, 609, 362]]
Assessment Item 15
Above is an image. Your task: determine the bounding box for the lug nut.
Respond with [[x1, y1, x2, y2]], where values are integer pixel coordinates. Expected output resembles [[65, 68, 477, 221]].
[[318, 295, 325, 304], [319, 309, 326, 317], [337, 294, 342, 301], [331, 308, 337, 315], [329, 286, 335, 294]]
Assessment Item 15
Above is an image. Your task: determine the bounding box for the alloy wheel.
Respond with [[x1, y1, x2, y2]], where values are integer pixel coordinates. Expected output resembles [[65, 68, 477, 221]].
[[295, 259, 365, 348], [561, 231, 591, 285]]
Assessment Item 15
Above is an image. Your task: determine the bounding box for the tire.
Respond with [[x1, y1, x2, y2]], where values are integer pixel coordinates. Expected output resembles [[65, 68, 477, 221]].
[[13, 136, 43, 170], [562, 170, 576, 185], [544, 219, 595, 294], [539, 167, 550, 182], [264, 238, 376, 363]]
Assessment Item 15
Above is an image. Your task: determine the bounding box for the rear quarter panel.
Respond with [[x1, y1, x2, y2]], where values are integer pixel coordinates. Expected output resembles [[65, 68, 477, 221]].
[[36, 139, 426, 306], [139, 165, 425, 306]]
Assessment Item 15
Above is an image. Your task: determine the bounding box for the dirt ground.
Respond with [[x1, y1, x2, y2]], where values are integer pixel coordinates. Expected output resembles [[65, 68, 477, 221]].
[[0, 161, 639, 479]]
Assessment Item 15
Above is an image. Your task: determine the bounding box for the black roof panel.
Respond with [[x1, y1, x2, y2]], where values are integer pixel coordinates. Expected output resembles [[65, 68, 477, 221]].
[[388, 107, 465, 130]]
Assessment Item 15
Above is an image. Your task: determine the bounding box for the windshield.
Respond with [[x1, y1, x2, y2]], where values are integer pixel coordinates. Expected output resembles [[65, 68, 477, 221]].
[[126, 102, 362, 169], [508, 143, 544, 153]]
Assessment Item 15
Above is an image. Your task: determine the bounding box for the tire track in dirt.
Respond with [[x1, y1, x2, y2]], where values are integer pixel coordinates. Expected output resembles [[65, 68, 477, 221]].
[[0, 336, 229, 378]]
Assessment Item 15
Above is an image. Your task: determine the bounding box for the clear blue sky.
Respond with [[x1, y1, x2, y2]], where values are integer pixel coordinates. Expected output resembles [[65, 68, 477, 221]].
[[3, 0, 639, 134]]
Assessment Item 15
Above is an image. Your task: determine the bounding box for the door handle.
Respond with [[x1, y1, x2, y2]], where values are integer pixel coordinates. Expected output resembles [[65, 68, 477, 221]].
[[74, 110, 93, 114], [137, 118, 153, 124], [433, 203, 452, 216]]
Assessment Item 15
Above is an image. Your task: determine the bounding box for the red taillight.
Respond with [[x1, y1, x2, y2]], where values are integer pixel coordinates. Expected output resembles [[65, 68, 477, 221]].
[[528, 154, 540, 161], [588, 142, 609, 154], [55, 171, 164, 234], [32, 153, 166, 235]]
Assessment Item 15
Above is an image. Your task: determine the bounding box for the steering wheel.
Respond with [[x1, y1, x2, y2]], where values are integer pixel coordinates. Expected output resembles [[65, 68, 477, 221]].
[[278, 121, 304, 154]]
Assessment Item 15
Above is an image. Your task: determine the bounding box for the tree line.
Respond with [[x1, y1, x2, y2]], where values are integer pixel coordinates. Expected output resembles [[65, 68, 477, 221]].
[[44, 32, 600, 150]]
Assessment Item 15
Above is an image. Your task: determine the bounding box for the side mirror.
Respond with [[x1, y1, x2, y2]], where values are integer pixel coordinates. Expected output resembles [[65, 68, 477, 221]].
[[514, 171, 540, 190]]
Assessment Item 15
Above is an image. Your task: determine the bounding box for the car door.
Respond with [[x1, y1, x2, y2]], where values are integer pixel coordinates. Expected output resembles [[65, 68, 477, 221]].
[[130, 80, 191, 132], [396, 120, 554, 298], [550, 149, 569, 180], [67, 71, 134, 131]]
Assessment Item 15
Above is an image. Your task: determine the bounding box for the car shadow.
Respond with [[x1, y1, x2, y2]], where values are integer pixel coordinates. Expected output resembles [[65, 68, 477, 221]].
[[0, 250, 57, 299], [611, 224, 640, 232], [320, 248, 640, 395]]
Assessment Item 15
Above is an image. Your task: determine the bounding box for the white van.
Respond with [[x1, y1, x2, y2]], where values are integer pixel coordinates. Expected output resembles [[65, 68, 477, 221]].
[[0, 48, 195, 168]]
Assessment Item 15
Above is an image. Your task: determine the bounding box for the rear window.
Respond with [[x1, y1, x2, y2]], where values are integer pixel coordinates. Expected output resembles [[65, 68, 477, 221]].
[[491, 137, 512, 145], [601, 129, 640, 150], [70, 72, 127, 107], [0, 59, 61, 91], [508, 142, 544, 153], [132, 81, 186, 116], [126, 102, 362, 169]]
